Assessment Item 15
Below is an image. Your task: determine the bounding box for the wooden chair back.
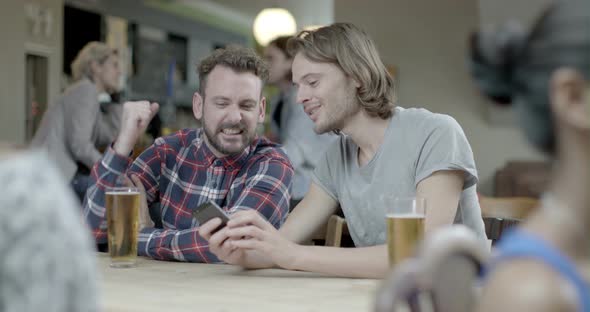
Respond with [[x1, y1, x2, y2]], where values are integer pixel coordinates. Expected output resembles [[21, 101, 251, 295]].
[[324, 215, 347, 247], [479, 196, 539, 244], [310, 214, 349, 247]]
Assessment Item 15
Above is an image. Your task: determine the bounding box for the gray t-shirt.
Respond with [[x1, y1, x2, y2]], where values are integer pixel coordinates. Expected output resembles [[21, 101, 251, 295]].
[[312, 107, 487, 247]]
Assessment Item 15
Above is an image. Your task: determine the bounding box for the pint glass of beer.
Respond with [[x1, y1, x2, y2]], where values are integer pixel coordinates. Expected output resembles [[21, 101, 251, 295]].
[[385, 196, 426, 267], [106, 186, 140, 268]]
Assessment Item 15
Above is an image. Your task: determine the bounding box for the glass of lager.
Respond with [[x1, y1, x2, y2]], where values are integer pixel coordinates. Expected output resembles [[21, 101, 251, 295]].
[[106, 186, 140, 268], [385, 196, 426, 268]]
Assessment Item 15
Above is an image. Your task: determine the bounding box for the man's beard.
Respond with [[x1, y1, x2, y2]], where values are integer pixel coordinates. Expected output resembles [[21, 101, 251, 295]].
[[203, 121, 254, 156], [315, 99, 360, 134]]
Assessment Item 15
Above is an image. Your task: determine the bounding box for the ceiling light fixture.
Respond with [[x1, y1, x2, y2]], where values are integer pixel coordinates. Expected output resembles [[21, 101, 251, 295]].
[[253, 7, 297, 46]]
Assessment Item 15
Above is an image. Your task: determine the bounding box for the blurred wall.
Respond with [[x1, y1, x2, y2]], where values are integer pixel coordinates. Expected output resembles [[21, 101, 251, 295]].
[[210, 0, 334, 31], [479, 0, 551, 27], [0, 0, 63, 145], [335, 0, 547, 194], [0, 0, 27, 145]]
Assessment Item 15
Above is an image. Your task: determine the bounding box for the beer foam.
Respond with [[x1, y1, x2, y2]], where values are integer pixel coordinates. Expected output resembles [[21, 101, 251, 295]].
[[105, 191, 140, 195], [386, 213, 425, 218]]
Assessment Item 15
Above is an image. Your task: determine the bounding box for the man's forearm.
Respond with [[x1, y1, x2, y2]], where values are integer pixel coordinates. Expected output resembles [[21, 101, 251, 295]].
[[240, 250, 276, 269], [139, 227, 223, 263], [290, 244, 389, 278]]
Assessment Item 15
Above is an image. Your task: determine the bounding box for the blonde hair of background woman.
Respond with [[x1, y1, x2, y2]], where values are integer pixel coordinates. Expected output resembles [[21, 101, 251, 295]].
[[70, 41, 117, 82]]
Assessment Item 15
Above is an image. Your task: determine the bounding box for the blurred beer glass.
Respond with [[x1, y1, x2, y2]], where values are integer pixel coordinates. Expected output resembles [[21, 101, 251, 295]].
[[106, 186, 140, 268], [385, 196, 426, 267]]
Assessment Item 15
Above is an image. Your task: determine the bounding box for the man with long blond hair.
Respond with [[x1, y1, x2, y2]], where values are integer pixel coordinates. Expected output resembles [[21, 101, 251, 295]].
[[201, 23, 486, 278]]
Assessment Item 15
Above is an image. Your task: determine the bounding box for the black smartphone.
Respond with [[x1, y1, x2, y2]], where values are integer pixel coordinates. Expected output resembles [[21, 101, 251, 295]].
[[192, 200, 230, 233]]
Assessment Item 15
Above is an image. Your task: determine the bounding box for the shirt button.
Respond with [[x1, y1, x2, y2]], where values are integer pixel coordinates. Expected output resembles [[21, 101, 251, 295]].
[[213, 160, 221, 166], [212, 182, 218, 188]]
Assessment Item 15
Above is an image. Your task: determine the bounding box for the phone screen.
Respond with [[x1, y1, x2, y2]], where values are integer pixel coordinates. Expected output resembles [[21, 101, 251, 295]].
[[192, 201, 230, 233]]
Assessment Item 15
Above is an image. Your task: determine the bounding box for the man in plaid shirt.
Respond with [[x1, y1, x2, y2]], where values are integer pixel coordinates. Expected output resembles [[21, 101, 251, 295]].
[[83, 46, 293, 263]]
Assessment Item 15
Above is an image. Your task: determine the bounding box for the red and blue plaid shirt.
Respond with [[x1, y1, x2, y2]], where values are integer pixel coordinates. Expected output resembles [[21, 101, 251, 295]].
[[83, 128, 293, 263]]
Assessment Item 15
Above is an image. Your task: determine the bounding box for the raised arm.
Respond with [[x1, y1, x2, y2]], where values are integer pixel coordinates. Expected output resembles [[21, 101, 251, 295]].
[[83, 101, 159, 243], [83, 144, 161, 243]]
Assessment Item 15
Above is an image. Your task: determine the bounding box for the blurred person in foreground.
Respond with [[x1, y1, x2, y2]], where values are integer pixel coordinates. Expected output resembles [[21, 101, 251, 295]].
[[264, 35, 336, 209], [0, 146, 99, 312], [31, 41, 122, 201], [469, 0, 590, 311], [201, 23, 486, 278]]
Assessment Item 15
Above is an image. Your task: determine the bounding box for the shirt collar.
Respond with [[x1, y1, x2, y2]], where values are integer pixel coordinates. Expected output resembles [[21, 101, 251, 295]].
[[194, 130, 256, 169]]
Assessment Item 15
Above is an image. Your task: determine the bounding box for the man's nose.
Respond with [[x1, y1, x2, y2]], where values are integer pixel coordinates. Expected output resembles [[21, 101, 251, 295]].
[[225, 107, 243, 124], [296, 87, 309, 104]]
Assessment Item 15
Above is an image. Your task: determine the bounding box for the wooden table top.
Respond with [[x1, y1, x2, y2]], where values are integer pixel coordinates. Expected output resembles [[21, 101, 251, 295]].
[[97, 254, 380, 312]]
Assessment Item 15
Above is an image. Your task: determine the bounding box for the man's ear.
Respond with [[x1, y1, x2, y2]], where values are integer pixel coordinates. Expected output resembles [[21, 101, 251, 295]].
[[258, 96, 266, 124], [193, 92, 204, 120], [351, 76, 361, 89], [550, 68, 590, 131]]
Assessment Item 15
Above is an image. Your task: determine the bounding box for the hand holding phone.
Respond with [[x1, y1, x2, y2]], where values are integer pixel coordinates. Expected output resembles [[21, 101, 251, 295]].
[[192, 200, 230, 233]]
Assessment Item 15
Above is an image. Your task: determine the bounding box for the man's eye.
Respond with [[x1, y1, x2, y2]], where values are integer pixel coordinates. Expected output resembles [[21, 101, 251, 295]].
[[241, 103, 256, 110]]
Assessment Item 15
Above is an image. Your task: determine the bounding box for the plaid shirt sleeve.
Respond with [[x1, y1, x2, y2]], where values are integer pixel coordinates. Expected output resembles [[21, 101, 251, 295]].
[[82, 145, 162, 244], [229, 158, 293, 227], [138, 157, 293, 263]]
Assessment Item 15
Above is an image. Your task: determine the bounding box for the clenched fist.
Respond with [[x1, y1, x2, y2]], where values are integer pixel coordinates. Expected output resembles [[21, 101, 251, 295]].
[[113, 101, 159, 156]]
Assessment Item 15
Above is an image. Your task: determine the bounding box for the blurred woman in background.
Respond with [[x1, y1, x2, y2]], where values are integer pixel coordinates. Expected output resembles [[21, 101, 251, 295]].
[[470, 0, 589, 310], [31, 41, 121, 201]]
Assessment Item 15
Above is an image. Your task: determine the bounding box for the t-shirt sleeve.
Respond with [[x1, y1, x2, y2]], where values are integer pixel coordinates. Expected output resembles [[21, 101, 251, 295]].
[[414, 115, 478, 189], [311, 137, 343, 201]]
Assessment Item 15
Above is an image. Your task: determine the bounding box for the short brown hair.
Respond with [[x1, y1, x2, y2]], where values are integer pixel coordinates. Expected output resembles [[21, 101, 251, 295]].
[[288, 23, 396, 119], [198, 45, 269, 96], [269, 36, 292, 58]]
